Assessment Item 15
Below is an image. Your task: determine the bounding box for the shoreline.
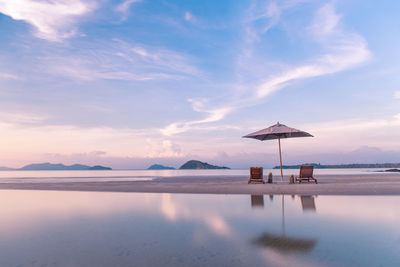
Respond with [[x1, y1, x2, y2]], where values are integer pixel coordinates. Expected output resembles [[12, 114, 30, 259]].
[[1, 173, 400, 195]]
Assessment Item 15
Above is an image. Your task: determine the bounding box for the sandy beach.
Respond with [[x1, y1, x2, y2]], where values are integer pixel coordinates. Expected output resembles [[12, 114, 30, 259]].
[[1, 173, 400, 195]]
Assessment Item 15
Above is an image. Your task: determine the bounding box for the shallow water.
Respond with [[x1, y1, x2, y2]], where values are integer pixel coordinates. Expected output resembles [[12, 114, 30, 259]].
[[0, 190, 399, 266], [0, 168, 394, 183]]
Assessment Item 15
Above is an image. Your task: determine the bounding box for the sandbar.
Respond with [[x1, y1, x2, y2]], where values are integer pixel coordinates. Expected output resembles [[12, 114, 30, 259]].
[[1, 173, 400, 195]]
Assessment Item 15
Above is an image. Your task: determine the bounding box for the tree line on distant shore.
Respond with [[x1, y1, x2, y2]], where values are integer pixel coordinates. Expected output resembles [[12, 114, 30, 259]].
[[274, 163, 400, 169]]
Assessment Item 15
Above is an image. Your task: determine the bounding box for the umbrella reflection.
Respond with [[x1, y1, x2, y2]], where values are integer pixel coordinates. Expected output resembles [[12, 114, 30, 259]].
[[300, 195, 316, 212], [251, 195, 317, 254], [251, 195, 265, 208], [252, 233, 316, 253]]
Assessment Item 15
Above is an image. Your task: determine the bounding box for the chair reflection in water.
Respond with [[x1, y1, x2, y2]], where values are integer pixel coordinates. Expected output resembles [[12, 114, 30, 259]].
[[300, 195, 316, 212], [251, 195, 264, 208]]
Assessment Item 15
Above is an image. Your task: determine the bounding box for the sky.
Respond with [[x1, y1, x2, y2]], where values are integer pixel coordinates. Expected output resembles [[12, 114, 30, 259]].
[[0, 0, 400, 169]]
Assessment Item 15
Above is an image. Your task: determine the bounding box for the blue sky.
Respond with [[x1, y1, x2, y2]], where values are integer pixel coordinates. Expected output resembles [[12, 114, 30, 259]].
[[0, 0, 399, 169]]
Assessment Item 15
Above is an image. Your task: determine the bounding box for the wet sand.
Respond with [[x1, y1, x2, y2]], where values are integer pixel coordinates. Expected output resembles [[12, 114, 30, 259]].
[[1, 173, 400, 195]]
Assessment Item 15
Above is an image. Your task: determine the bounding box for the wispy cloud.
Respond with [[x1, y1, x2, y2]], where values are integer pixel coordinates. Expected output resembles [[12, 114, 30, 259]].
[[161, 107, 233, 136], [184, 11, 199, 25], [246, 0, 281, 36], [245, 0, 310, 42], [0, 111, 47, 125], [394, 91, 400, 99], [0, 0, 95, 41], [308, 2, 341, 36], [145, 140, 183, 158], [45, 56, 177, 81], [161, 97, 234, 136], [255, 2, 370, 98], [162, 2, 371, 136], [40, 39, 200, 81], [0, 72, 20, 80], [256, 39, 370, 98], [115, 0, 141, 20], [127, 42, 200, 76], [182, 10, 213, 29], [184, 11, 193, 22]]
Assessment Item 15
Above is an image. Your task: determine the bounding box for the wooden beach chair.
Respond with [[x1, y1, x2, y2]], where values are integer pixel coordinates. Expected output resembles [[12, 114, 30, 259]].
[[248, 167, 264, 184], [296, 165, 317, 184]]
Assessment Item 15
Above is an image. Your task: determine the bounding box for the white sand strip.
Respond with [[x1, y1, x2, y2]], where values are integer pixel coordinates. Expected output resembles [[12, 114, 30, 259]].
[[0, 173, 400, 195]]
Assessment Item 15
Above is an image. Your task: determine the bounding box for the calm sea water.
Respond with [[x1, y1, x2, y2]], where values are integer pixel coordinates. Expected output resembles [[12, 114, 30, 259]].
[[0, 168, 393, 183], [0, 190, 399, 266]]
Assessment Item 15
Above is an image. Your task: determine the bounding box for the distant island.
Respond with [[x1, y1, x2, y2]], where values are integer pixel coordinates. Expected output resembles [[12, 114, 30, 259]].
[[147, 164, 175, 170], [0, 166, 14, 170], [18, 163, 112, 170], [273, 163, 400, 169], [179, 160, 230, 170], [383, 169, 400, 172]]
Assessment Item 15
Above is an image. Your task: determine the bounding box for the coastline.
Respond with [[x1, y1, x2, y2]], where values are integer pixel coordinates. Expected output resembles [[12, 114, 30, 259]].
[[1, 173, 400, 195]]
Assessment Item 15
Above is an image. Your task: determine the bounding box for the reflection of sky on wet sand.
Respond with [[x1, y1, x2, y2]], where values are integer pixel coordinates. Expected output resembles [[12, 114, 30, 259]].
[[0, 191, 399, 266]]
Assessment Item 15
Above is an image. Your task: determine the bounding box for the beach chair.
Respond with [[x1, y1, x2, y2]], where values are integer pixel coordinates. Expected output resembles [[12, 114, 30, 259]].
[[248, 167, 264, 184], [296, 166, 317, 184]]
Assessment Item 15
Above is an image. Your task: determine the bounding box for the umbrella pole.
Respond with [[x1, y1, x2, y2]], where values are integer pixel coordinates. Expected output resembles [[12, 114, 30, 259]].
[[282, 194, 285, 236], [278, 136, 283, 181]]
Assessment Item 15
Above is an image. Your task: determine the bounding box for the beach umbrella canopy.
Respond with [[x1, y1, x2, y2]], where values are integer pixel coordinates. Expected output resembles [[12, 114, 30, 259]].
[[243, 122, 313, 180]]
